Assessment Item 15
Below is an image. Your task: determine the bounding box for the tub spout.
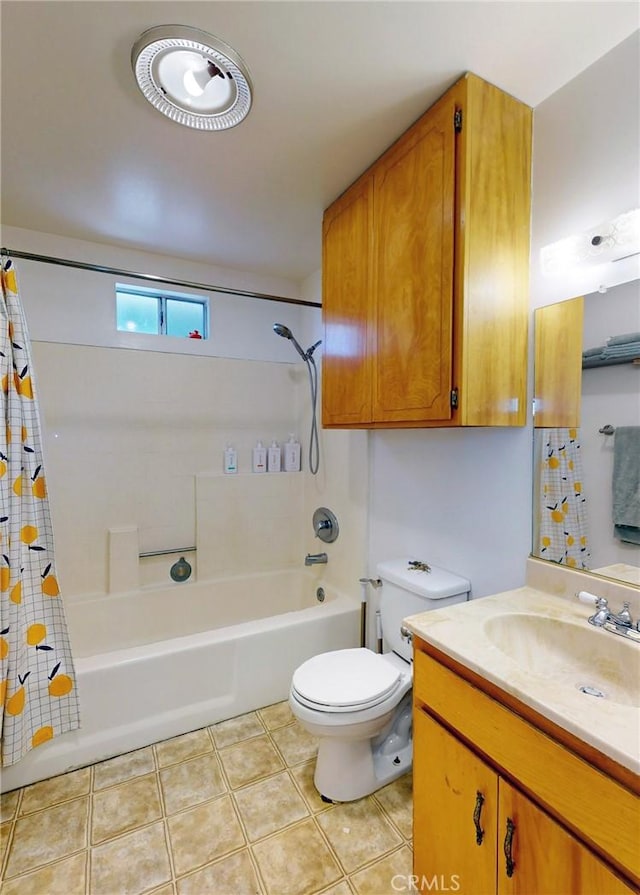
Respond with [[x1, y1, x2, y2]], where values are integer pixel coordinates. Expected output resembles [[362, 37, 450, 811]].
[[305, 552, 328, 566]]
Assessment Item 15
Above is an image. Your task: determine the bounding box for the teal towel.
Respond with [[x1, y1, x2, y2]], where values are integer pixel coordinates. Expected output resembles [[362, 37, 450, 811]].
[[582, 342, 640, 368], [613, 427, 640, 544], [604, 342, 640, 358], [583, 355, 630, 369], [608, 332, 640, 346]]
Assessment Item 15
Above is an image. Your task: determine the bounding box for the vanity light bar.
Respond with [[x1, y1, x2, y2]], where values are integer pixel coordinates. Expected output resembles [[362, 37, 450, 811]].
[[541, 208, 640, 275]]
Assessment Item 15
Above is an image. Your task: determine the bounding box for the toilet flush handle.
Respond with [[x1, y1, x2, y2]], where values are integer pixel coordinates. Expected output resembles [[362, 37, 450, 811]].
[[400, 625, 413, 644]]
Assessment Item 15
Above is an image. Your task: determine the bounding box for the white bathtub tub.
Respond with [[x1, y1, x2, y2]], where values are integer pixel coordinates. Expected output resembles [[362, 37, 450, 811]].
[[1, 570, 360, 792]]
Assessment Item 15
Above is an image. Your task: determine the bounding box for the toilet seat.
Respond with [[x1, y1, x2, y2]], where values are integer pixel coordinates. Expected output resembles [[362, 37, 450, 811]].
[[291, 648, 403, 713]]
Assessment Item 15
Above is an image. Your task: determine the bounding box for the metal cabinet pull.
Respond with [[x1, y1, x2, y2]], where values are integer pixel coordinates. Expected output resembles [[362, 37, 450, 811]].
[[473, 791, 485, 845], [503, 817, 516, 877]]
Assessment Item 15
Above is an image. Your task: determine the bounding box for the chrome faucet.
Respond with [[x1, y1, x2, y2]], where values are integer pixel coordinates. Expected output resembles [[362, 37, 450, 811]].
[[607, 601, 634, 628], [590, 598, 634, 629], [577, 592, 640, 643], [305, 552, 328, 566]]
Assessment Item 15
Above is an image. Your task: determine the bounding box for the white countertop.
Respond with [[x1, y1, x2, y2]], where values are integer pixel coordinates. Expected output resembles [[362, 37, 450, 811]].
[[405, 585, 640, 776], [592, 563, 640, 587]]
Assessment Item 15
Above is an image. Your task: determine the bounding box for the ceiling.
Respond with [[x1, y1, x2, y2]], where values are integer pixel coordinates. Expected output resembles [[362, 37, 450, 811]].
[[1, 1, 638, 284]]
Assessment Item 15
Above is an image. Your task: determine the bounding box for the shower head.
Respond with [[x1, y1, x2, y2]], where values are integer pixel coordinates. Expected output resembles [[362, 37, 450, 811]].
[[273, 323, 293, 339], [273, 322, 309, 361]]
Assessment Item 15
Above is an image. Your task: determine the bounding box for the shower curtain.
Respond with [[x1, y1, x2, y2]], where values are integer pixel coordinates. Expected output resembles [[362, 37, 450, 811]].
[[0, 257, 80, 765], [537, 427, 591, 569]]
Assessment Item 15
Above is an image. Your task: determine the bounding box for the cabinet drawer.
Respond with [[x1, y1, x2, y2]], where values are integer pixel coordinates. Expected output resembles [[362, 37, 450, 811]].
[[414, 647, 640, 884]]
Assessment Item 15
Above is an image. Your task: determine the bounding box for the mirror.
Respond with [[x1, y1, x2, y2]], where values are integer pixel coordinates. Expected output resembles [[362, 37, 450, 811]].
[[532, 279, 640, 586]]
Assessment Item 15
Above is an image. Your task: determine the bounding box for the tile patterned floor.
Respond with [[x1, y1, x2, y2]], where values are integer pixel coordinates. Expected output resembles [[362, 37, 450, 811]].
[[0, 702, 413, 895]]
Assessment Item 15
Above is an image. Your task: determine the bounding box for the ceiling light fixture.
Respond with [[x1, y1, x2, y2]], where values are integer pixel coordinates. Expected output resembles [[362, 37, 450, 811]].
[[131, 25, 252, 131]]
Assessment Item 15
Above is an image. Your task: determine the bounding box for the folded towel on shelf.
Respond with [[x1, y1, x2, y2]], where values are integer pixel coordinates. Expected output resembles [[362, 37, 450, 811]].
[[582, 353, 630, 369], [608, 332, 640, 347], [603, 342, 640, 358], [613, 427, 640, 544], [582, 342, 640, 368]]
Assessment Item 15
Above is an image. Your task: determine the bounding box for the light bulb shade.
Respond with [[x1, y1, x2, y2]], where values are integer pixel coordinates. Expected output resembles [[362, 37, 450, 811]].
[[183, 64, 215, 98], [132, 25, 252, 131]]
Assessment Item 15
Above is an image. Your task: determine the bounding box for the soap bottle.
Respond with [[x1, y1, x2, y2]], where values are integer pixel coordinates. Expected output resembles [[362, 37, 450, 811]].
[[283, 434, 301, 472], [223, 444, 237, 475], [268, 439, 281, 473], [252, 440, 267, 473]]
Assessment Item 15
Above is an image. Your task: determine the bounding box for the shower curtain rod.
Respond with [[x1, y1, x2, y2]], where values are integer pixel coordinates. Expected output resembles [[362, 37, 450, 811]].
[[0, 247, 321, 309]]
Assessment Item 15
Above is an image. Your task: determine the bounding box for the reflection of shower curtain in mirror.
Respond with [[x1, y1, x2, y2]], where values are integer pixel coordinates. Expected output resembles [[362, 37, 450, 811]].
[[1, 258, 80, 765], [538, 428, 591, 568]]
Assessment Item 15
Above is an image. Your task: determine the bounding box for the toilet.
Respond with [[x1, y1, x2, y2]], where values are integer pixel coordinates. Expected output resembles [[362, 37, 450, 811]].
[[289, 558, 470, 802]]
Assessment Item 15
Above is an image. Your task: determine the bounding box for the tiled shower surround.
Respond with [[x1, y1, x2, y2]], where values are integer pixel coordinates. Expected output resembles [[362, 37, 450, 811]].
[[0, 702, 413, 894]]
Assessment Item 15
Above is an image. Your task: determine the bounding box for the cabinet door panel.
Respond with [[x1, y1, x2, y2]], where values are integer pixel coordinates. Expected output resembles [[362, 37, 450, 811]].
[[534, 297, 584, 428], [373, 98, 455, 422], [322, 176, 374, 426], [498, 780, 635, 895], [459, 74, 532, 426], [414, 709, 497, 895]]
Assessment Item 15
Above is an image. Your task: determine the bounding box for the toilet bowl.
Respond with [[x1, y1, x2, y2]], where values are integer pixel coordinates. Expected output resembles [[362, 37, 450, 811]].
[[289, 558, 470, 802], [290, 648, 413, 801]]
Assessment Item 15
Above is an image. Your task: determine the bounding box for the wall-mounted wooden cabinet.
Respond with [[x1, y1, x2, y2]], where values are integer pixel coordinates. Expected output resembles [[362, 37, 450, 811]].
[[322, 73, 532, 428]]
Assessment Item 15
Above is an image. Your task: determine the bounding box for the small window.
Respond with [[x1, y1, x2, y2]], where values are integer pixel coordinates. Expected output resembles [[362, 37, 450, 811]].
[[116, 285, 208, 339]]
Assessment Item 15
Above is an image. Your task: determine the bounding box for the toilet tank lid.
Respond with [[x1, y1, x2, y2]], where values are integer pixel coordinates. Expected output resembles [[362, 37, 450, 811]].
[[376, 557, 470, 599]]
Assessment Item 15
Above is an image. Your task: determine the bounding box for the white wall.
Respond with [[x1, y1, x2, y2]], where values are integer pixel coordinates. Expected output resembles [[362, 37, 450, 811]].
[[32, 339, 308, 597], [368, 429, 532, 600]]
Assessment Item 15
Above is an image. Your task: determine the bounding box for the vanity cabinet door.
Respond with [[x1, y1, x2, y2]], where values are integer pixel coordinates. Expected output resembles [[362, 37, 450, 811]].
[[413, 708, 498, 895], [497, 780, 635, 895], [413, 707, 636, 895]]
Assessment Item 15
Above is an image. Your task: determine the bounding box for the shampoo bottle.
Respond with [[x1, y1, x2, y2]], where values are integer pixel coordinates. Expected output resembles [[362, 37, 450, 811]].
[[268, 439, 281, 473], [283, 434, 301, 472], [252, 440, 267, 473], [223, 444, 238, 475]]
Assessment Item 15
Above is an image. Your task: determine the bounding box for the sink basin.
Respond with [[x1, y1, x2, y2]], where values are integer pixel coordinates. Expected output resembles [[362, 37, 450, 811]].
[[484, 613, 640, 708]]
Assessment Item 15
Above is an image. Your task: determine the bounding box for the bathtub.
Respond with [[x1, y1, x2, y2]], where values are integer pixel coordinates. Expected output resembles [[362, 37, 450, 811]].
[[1, 570, 360, 792]]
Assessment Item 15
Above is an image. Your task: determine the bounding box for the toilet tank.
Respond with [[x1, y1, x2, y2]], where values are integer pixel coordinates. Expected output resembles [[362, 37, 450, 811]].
[[376, 558, 470, 661]]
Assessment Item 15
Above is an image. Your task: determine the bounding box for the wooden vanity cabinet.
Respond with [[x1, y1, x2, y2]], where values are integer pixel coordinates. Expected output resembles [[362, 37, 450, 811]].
[[414, 708, 497, 894], [413, 641, 639, 895], [322, 73, 532, 429]]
